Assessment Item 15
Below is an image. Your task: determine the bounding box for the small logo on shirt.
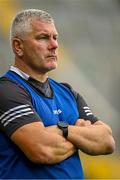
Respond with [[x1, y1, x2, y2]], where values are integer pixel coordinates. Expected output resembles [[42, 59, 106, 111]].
[[53, 109, 62, 115]]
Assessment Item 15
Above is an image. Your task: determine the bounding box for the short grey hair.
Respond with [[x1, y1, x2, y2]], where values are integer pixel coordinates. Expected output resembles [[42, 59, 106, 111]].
[[10, 9, 54, 42]]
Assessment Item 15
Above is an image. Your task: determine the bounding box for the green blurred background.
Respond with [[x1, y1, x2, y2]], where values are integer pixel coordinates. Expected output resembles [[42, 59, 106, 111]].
[[0, 0, 120, 178]]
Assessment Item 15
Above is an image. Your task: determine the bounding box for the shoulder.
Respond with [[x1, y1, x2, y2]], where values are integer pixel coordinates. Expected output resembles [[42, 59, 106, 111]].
[[49, 79, 85, 102], [0, 77, 31, 110], [0, 77, 41, 137], [60, 82, 98, 123], [49, 79, 79, 98], [0, 77, 30, 97], [61, 83, 89, 106], [60, 82, 78, 99]]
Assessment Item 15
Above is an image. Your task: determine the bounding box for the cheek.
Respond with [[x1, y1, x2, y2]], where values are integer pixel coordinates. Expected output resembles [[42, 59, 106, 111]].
[[36, 45, 47, 55], [24, 41, 47, 60]]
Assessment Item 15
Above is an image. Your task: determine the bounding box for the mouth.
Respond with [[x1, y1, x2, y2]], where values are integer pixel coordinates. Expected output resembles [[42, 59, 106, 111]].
[[46, 55, 57, 61]]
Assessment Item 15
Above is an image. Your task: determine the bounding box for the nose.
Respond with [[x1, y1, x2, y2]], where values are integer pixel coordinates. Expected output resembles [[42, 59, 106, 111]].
[[48, 38, 58, 50]]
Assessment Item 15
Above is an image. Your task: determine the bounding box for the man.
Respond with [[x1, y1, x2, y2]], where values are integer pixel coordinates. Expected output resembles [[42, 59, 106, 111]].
[[0, 9, 115, 179]]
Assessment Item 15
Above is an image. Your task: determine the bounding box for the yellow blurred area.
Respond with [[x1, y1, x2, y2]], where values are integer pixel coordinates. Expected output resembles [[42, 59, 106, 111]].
[[0, 0, 19, 37], [80, 152, 120, 179]]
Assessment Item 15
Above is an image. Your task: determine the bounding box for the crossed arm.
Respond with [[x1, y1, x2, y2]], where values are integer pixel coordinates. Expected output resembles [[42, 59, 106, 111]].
[[11, 119, 115, 164], [68, 119, 115, 155], [11, 122, 76, 164]]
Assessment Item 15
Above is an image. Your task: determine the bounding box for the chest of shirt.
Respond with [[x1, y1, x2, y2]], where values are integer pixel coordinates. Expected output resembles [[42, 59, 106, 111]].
[[31, 83, 79, 126]]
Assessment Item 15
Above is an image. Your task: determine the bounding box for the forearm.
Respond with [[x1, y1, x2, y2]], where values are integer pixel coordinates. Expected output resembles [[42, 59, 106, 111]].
[[11, 122, 76, 164], [29, 131, 76, 164], [44, 125, 77, 163], [67, 120, 115, 155], [40, 126, 76, 164]]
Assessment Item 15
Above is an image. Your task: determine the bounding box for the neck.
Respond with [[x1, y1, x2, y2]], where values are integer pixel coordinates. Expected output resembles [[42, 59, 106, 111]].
[[14, 61, 48, 83]]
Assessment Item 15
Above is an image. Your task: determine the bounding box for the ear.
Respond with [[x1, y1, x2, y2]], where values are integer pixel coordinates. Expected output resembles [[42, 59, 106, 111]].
[[12, 38, 24, 57]]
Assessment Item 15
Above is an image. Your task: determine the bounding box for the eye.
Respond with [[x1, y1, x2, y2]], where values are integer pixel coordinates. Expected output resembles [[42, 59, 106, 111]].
[[53, 35, 58, 40], [41, 36, 49, 39], [36, 35, 49, 40]]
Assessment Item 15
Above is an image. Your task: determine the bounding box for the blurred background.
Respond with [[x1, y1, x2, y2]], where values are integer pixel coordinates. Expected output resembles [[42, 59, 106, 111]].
[[0, 0, 120, 178]]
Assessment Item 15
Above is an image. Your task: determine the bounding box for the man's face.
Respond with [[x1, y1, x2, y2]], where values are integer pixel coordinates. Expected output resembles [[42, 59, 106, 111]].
[[20, 19, 58, 74]]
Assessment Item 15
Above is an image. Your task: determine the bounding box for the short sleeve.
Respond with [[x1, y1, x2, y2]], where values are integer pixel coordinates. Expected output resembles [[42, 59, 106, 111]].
[[76, 94, 98, 123], [62, 82, 98, 123], [0, 78, 42, 137]]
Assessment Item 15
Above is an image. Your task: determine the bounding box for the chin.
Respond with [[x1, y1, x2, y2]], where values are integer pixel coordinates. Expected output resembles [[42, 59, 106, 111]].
[[47, 64, 57, 72], [49, 62, 57, 69], [49, 66, 57, 71]]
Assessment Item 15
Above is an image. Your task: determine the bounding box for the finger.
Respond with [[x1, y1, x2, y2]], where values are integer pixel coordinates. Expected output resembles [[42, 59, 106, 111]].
[[85, 120, 92, 126]]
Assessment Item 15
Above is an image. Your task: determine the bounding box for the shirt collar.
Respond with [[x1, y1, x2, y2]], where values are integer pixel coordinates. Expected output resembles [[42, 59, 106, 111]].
[[10, 66, 53, 98], [10, 66, 29, 80]]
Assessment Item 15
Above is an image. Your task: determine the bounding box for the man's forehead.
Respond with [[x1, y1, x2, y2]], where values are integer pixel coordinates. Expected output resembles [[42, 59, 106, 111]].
[[31, 20, 58, 34]]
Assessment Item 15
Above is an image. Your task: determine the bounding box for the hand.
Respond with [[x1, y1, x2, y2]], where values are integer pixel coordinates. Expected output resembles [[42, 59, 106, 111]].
[[75, 119, 92, 126]]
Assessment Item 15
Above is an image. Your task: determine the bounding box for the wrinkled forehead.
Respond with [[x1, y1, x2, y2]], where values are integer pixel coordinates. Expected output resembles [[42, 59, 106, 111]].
[[30, 19, 58, 35]]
